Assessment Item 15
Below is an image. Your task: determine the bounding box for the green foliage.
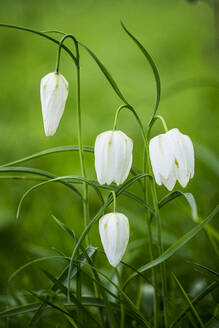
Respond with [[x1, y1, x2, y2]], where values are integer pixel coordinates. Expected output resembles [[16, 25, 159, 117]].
[[0, 1, 219, 327]]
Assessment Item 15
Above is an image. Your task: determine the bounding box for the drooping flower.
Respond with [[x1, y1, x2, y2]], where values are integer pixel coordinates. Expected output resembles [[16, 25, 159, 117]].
[[99, 212, 130, 267], [94, 130, 133, 185], [149, 128, 194, 191], [40, 72, 69, 136]]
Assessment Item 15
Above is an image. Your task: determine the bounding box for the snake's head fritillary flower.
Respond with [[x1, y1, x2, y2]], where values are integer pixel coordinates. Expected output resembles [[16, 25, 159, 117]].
[[40, 72, 69, 136], [149, 128, 194, 191], [99, 212, 130, 267], [94, 130, 133, 185]]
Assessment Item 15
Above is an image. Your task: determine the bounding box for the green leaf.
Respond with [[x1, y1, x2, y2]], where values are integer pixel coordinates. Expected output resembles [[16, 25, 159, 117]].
[[16, 175, 104, 219], [0, 166, 82, 200], [79, 42, 129, 105], [0, 24, 77, 66], [78, 261, 152, 328], [8, 255, 69, 284], [41, 269, 101, 328], [168, 280, 219, 327], [124, 204, 219, 287], [121, 21, 161, 124], [0, 145, 94, 168], [0, 302, 40, 318], [29, 289, 82, 327], [30, 246, 97, 326], [192, 262, 219, 278], [159, 191, 198, 221], [172, 273, 205, 328]]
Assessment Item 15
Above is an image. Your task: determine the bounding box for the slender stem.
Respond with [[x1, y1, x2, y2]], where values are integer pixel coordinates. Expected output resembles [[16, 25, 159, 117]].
[[143, 145, 159, 328], [74, 40, 90, 247], [115, 268, 125, 328], [156, 115, 168, 132], [145, 138, 168, 328], [112, 191, 117, 212], [113, 103, 160, 327]]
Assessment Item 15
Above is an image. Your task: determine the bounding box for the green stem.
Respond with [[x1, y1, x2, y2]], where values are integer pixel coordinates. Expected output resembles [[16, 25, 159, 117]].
[[74, 39, 89, 247], [112, 191, 117, 212], [115, 268, 125, 328], [155, 115, 168, 132], [146, 141, 168, 328], [113, 103, 160, 327]]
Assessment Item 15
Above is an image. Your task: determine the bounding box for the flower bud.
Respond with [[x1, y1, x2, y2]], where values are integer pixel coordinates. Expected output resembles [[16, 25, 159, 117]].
[[149, 128, 194, 191], [94, 130, 133, 185], [99, 212, 129, 267], [40, 72, 69, 136]]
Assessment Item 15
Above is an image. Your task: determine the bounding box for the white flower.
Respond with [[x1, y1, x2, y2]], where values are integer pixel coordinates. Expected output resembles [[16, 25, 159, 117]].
[[149, 128, 194, 191], [40, 72, 69, 136], [94, 130, 133, 185], [99, 212, 130, 267]]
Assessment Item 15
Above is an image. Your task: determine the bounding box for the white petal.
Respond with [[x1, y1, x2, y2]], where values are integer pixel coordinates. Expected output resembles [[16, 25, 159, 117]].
[[99, 213, 129, 267], [160, 167, 177, 191], [94, 130, 133, 186], [40, 72, 69, 136], [181, 134, 195, 179], [149, 134, 175, 180]]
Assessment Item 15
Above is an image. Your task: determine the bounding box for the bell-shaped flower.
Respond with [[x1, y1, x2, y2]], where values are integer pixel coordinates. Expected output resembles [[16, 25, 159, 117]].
[[149, 128, 194, 191], [95, 130, 133, 185], [99, 212, 130, 267], [40, 72, 69, 136]]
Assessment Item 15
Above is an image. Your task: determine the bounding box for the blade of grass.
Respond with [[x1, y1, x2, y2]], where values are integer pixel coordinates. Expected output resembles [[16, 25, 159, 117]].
[[0, 146, 93, 168], [172, 273, 205, 328], [121, 21, 161, 125], [16, 175, 104, 219], [159, 191, 198, 222], [0, 166, 82, 199], [79, 42, 129, 105], [124, 205, 219, 287]]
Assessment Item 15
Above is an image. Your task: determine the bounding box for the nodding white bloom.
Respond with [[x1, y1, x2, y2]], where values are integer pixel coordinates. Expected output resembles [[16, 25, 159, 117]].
[[40, 72, 69, 136], [149, 128, 194, 191], [99, 212, 129, 267], [95, 130, 133, 185]]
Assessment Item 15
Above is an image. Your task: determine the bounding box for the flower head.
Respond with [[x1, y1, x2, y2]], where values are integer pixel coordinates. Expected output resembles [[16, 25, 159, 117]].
[[99, 212, 129, 267], [40, 72, 69, 136], [149, 128, 194, 191], [95, 130, 133, 185]]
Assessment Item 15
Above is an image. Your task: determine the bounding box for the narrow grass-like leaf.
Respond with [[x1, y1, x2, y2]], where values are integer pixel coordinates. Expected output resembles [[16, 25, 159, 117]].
[[124, 205, 219, 286], [172, 273, 205, 328], [0, 303, 40, 318], [0, 24, 77, 65], [8, 256, 68, 284], [16, 175, 104, 219], [169, 280, 219, 327], [78, 261, 152, 328], [79, 42, 129, 105], [121, 21, 161, 123], [159, 191, 198, 221], [30, 246, 97, 326], [0, 166, 82, 199], [51, 215, 76, 241], [192, 263, 219, 278], [29, 290, 82, 327], [0, 145, 94, 168], [41, 269, 101, 328]]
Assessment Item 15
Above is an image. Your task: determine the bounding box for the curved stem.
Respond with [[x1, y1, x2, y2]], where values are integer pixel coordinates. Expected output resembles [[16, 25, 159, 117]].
[[147, 114, 168, 139], [0, 24, 77, 66]]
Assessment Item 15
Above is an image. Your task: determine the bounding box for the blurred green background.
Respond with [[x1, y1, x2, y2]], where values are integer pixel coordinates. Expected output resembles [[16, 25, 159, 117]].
[[0, 0, 218, 326]]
